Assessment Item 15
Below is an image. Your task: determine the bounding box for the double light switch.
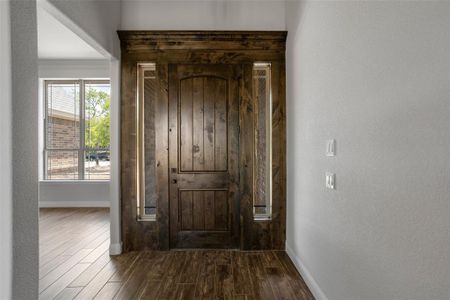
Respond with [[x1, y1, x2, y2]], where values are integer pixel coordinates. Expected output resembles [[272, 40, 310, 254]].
[[325, 172, 335, 190], [326, 139, 336, 156], [326, 139, 336, 190]]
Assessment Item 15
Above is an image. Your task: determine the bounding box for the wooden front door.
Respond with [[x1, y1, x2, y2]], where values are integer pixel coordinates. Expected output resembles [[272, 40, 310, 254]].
[[169, 64, 241, 248]]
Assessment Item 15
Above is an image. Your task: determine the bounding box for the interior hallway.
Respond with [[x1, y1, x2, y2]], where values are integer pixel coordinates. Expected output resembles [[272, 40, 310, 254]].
[[39, 208, 314, 300]]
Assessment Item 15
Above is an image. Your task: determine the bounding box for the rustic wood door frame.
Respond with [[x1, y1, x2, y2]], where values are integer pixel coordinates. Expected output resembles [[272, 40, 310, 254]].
[[118, 31, 287, 251]]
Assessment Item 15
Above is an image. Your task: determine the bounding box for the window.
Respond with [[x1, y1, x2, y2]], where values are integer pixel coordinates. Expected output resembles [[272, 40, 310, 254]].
[[44, 80, 111, 180], [136, 63, 157, 221], [253, 63, 272, 220]]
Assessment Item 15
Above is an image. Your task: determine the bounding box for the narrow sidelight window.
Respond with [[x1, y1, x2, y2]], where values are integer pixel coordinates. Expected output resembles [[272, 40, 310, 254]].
[[253, 62, 272, 220], [137, 63, 157, 221]]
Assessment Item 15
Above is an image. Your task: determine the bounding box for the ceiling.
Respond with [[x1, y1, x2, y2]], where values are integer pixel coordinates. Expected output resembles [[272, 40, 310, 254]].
[[37, 6, 105, 60]]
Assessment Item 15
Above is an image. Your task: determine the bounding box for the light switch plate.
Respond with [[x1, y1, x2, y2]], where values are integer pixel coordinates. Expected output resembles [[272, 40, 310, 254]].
[[326, 172, 335, 189], [326, 139, 336, 156]]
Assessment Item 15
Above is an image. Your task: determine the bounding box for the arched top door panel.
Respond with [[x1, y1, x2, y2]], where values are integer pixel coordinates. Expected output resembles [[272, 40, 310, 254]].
[[178, 76, 228, 173]]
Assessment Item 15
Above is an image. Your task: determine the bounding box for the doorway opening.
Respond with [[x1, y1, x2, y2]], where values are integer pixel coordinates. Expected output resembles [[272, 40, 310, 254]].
[[36, 2, 120, 298]]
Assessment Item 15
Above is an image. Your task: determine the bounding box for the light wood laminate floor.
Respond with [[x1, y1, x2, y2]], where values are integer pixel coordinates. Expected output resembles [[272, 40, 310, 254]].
[[39, 208, 314, 300]]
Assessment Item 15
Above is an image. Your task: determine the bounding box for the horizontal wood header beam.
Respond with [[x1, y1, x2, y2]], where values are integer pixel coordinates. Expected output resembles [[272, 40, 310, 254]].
[[117, 31, 287, 52]]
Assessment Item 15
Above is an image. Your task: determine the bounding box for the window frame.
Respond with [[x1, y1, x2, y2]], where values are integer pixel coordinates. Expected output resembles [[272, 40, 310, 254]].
[[43, 79, 111, 181], [252, 62, 273, 221], [136, 63, 157, 221]]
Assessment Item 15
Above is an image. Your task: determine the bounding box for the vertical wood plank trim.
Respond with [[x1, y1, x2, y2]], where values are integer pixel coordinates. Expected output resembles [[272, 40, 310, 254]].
[[168, 64, 179, 248], [156, 64, 170, 249], [240, 64, 255, 249], [270, 62, 284, 248], [278, 63, 287, 248]]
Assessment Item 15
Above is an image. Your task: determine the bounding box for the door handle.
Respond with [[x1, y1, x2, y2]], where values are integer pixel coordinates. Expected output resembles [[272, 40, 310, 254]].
[[171, 179, 177, 184]]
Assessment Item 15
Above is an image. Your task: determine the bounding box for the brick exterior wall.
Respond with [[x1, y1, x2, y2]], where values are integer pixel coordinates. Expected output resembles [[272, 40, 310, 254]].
[[46, 116, 80, 179], [46, 116, 110, 180]]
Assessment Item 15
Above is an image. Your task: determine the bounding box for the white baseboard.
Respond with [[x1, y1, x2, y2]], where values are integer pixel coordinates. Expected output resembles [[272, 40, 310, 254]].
[[39, 201, 110, 208], [109, 242, 122, 256], [286, 242, 328, 300]]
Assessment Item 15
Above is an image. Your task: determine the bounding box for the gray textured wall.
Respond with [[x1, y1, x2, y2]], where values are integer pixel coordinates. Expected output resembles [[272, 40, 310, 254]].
[[0, 1, 13, 299], [286, 1, 450, 299], [11, 0, 39, 299]]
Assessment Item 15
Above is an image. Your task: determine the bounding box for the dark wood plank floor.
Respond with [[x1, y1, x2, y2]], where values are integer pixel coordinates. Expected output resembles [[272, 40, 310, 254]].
[[39, 208, 314, 300]]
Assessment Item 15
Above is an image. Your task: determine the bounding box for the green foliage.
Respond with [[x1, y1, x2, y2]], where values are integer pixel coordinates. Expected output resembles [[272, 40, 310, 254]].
[[85, 88, 110, 149]]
